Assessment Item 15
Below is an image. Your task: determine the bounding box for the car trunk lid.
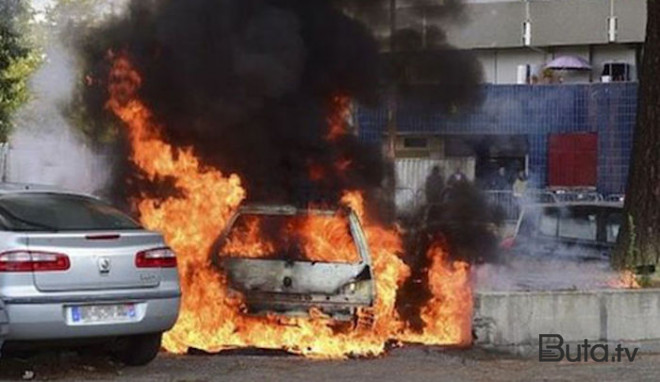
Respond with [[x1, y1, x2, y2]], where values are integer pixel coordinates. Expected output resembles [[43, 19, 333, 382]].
[[29, 231, 165, 292]]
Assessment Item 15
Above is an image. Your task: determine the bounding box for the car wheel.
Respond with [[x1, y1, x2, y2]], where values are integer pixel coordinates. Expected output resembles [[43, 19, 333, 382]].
[[113, 332, 162, 366]]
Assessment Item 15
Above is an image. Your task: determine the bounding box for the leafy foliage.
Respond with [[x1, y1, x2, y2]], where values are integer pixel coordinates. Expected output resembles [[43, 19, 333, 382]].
[[0, 0, 41, 141], [52, 0, 125, 144]]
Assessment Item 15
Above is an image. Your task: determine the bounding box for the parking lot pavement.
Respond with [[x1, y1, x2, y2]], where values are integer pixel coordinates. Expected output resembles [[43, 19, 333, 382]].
[[2, 346, 660, 382]]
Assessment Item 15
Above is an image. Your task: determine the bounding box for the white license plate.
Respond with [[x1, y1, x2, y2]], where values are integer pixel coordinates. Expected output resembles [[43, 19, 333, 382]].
[[70, 303, 136, 324]]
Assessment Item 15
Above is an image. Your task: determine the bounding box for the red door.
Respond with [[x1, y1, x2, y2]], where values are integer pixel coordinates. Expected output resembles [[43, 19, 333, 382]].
[[548, 133, 598, 187]]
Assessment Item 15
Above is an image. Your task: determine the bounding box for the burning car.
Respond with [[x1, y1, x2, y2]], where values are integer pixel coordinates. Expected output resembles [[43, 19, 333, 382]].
[[211, 205, 375, 323]]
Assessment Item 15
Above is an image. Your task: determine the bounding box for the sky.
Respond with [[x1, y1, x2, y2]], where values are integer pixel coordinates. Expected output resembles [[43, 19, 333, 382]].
[[30, 0, 54, 22], [31, 0, 54, 13]]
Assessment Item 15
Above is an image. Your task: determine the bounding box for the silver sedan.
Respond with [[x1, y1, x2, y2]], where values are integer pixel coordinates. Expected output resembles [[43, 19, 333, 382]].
[[0, 184, 181, 365]]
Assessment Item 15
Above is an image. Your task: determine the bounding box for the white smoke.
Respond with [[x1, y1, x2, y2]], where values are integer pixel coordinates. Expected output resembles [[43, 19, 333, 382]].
[[473, 256, 627, 292], [7, 40, 110, 195], [5, 1, 131, 195]]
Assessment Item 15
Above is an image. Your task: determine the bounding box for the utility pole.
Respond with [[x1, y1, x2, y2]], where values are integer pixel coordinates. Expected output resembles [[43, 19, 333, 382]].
[[387, 0, 397, 159], [384, 0, 398, 220]]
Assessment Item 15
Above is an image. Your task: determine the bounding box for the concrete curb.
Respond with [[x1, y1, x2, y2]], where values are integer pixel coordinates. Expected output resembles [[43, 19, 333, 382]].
[[473, 288, 660, 356]]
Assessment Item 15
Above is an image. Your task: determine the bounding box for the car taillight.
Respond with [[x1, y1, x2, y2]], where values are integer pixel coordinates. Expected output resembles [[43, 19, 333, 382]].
[[0, 251, 70, 272], [136, 247, 177, 268]]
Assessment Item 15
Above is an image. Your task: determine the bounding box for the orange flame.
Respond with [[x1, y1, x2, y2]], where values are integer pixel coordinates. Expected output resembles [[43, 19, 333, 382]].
[[220, 212, 361, 263], [106, 53, 472, 358], [307, 163, 325, 181], [609, 270, 640, 289], [398, 243, 473, 345], [326, 94, 352, 141]]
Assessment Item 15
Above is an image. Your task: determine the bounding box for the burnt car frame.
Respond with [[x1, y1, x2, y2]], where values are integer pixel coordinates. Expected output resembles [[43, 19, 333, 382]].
[[210, 205, 375, 322], [504, 201, 623, 261]]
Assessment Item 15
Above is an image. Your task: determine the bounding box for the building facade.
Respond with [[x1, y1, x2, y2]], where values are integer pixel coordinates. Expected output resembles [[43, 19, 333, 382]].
[[355, 0, 645, 204], [446, 0, 645, 84]]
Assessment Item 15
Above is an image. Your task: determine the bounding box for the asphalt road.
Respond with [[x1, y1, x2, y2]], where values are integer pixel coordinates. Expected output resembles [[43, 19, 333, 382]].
[[1, 346, 659, 382]]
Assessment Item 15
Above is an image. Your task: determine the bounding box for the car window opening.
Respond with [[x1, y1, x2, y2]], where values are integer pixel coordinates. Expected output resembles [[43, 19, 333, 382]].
[[219, 212, 361, 263]]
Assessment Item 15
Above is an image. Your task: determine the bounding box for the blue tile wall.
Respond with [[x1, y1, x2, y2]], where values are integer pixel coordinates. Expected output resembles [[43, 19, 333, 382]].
[[357, 83, 638, 194], [528, 134, 548, 188]]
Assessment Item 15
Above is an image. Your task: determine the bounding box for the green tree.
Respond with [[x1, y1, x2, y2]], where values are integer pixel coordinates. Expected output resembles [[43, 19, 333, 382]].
[[613, 1, 660, 271], [0, 0, 40, 141], [51, 0, 123, 143]]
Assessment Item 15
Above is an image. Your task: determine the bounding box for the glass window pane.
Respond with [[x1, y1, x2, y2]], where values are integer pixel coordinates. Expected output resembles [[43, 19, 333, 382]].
[[559, 209, 597, 241], [606, 212, 622, 243], [0, 193, 140, 232], [538, 208, 558, 237]]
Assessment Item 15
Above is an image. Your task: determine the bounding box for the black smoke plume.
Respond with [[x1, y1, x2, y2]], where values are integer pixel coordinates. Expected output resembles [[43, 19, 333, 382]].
[[76, 0, 481, 209], [76, 0, 485, 337]]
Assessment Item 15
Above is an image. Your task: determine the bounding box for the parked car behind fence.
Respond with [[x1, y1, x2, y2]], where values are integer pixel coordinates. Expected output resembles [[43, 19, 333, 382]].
[[501, 201, 623, 261]]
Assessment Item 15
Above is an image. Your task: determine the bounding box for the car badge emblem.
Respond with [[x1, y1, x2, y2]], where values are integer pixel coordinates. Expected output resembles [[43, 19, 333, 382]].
[[98, 257, 111, 274]]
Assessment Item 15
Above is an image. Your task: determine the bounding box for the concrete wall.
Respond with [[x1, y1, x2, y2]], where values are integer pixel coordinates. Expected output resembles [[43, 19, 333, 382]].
[[351, 0, 645, 85], [488, 48, 548, 84], [615, 0, 648, 43], [474, 289, 660, 352], [530, 0, 610, 47], [355, 0, 646, 50], [447, 0, 647, 49], [445, 1, 526, 49], [476, 44, 638, 84]]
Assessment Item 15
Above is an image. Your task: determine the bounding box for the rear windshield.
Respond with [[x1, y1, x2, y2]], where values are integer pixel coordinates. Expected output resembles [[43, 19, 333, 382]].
[[558, 208, 597, 241], [219, 212, 361, 263], [521, 205, 621, 243], [0, 193, 140, 232]]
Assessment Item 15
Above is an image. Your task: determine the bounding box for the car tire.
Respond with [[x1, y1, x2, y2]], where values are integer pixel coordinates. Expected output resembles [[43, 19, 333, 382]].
[[113, 332, 162, 366]]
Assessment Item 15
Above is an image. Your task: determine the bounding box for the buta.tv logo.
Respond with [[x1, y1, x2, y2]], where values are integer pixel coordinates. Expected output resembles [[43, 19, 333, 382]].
[[539, 334, 639, 362]]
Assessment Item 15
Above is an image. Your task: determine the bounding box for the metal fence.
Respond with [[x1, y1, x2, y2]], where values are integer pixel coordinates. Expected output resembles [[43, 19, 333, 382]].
[[552, 190, 604, 202], [395, 184, 625, 222], [482, 190, 522, 223], [482, 189, 625, 224]]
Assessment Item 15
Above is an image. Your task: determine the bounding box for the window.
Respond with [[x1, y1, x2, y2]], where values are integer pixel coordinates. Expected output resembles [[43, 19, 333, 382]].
[[0, 193, 140, 232], [403, 137, 428, 149], [606, 212, 622, 243], [602, 63, 631, 82], [220, 212, 360, 263], [537, 208, 558, 237], [558, 208, 597, 241]]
